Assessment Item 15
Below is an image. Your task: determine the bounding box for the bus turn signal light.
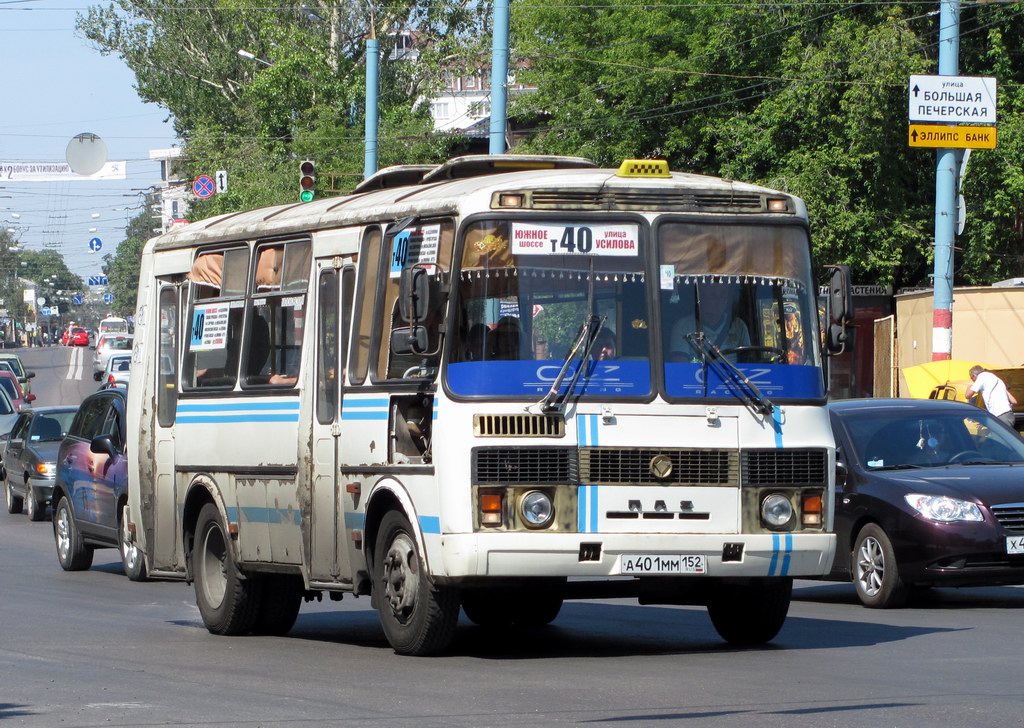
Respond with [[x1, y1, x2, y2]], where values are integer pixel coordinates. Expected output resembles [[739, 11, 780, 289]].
[[801, 493, 823, 526], [480, 492, 503, 526]]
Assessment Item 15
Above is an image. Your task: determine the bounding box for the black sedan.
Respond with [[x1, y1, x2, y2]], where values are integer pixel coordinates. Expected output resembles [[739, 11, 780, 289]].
[[3, 407, 78, 521], [827, 398, 1024, 607]]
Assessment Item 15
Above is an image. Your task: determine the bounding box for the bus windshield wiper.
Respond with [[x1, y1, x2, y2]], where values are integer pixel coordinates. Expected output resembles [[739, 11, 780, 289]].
[[686, 333, 774, 416], [537, 315, 605, 413]]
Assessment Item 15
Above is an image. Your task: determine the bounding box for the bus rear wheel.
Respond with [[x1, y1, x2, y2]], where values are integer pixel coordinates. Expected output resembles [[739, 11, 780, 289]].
[[374, 511, 458, 656], [706, 577, 792, 646], [252, 574, 303, 636], [193, 503, 262, 636]]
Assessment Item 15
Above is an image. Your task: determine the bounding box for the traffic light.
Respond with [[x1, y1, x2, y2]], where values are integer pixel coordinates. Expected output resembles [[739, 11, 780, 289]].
[[299, 160, 316, 202]]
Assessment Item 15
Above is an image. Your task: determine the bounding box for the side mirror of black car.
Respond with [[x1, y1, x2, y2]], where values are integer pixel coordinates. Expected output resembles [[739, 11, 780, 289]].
[[26, 371, 35, 379], [90, 434, 119, 458]]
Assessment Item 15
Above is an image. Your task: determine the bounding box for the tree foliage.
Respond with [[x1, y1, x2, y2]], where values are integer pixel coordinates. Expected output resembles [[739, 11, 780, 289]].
[[102, 208, 152, 318], [511, 1, 1024, 288]]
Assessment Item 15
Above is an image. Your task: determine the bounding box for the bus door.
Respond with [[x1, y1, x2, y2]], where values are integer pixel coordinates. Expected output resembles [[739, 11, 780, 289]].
[[153, 280, 182, 569], [309, 260, 356, 583]]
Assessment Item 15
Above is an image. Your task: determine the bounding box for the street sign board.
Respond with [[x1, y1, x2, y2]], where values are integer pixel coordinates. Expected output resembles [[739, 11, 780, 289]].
[[71, 294, 83, 305], [908, 75, 997, 124], [908, 124, 997, 150], [88, 275, 108, 286], [192, 174, 216, 199], [102, 293, 114, 304], [89, 237, 102, 252], [215, 169, 228, 194], [41, 306, 51, 316]]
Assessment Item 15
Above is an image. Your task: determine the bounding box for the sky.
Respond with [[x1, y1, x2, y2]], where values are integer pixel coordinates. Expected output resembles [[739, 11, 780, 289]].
[[0, 0, 179, 284]]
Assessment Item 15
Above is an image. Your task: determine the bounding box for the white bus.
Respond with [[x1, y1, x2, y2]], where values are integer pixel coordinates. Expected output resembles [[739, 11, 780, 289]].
[[125, 155, 852, 655], [98, 316, 130, 336]]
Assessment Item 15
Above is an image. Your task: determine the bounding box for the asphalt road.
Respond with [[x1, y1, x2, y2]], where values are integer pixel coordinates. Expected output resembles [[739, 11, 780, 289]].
[[3, 345, 1023, 727]]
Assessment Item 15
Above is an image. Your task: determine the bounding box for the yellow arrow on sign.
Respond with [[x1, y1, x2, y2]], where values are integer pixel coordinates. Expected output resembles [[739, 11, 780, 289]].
[[908, 124, 997, 149]]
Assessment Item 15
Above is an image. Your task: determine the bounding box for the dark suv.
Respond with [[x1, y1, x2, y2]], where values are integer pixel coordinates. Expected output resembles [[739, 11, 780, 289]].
[[51, 387, 146, 580]]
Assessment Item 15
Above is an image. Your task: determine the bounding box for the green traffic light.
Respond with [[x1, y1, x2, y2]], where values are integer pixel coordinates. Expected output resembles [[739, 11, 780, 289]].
[[300, 190, 314, 202]]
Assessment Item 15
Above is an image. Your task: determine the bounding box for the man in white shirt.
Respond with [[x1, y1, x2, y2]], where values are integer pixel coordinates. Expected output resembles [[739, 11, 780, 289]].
[[967, 365, 1018, 429]]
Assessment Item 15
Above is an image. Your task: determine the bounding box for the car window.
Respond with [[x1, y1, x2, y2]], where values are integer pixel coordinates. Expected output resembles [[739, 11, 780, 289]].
[[0, 358, 25, 377], [0, 390, 14, 416], [0, 362, 12, 374], [99, 403, 125, 452], [30, 414, 71, 442], [842, 409, 1024, 468], [8, 414, 29, 441], [0, 378, 18, 401], [69, 397, 109, 440], [110, 358, 131, 372]]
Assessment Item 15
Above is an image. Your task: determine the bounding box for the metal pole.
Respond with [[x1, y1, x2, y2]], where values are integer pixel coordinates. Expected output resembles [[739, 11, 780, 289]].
[[488, 0, 510, 154], [931, 0, 960, 361], [363, 36, 380, 179]]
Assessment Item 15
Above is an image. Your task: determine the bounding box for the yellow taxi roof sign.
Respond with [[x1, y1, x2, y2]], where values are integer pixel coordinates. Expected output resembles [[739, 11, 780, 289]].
[[616, 159, 671, 178]]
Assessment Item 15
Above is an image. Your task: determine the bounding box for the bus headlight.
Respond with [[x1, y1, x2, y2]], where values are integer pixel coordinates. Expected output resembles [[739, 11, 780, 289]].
[[761, 493, 794, 529], [520, 491, 554, 528]]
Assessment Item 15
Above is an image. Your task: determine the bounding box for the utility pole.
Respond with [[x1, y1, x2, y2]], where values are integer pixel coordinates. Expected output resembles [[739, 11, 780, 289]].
[[364, 23, 380, 179], [488, 0, 510, 154], [931, 0, 960, 361]]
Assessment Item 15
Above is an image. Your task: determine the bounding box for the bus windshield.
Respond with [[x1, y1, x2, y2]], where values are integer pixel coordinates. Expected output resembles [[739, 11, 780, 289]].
[[449, 219, 650, 399], [448, 218, 824, 403], [658, 221, 824, 401]]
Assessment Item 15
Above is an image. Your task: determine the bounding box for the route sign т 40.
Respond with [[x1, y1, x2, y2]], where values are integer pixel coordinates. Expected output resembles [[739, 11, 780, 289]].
[[908, 75, 997, 125]]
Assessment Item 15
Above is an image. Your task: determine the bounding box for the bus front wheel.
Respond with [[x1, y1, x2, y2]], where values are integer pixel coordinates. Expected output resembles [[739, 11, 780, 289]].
[[193, 503, 262, 636], [373, 511, 458, 656], [706, 577, 792, 646]]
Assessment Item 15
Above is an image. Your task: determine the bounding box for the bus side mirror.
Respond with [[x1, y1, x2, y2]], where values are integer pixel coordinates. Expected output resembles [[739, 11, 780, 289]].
[[399, 265, 438, 324], [390, 326, 429, 355], [825, 264, 854, 354]]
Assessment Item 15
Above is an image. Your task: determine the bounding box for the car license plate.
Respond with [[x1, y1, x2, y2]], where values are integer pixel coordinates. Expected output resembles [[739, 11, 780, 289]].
[[620, 554, 706, 575], [1006, 536, 1024, 555]]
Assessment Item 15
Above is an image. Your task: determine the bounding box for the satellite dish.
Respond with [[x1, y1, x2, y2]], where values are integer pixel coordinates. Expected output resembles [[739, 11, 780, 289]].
[[66, 133, 108, 176]]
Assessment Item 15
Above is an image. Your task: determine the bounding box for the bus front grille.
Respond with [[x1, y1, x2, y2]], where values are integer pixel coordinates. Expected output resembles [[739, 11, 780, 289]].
[[472, 447, 579, 485], [474, 413, 564, 438], [579, 448, 738, 486], [741, 449, 828, 487], [528, 189, 768, 213]]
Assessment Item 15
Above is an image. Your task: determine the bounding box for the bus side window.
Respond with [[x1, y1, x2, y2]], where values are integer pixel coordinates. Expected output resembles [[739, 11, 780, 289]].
[[183, 247, 249, 390], [157, 284, 178, 427], [349, 227, 382, 385]]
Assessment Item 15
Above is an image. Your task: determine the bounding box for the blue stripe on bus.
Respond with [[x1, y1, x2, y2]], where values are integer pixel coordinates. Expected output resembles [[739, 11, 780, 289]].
[[343, 399, 391, 408], [178, 402, 299, 413], [222, 506, 302, 525], [589, 485, 598, 533], [341, 411, 389, 420], [177, 414, 300, 424], [419, 516, 441, 534], [772, 407, 784, 448], [344, 512, 366, 529], [578, 485, 588, 532], [781, 533, 793, 576], [590, 414, 599, 446], [769, 533, 780, 576]]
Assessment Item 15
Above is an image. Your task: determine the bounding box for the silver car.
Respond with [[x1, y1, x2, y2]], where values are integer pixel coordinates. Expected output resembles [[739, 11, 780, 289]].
[[3, 407, 78, 521], [92, 333, 134, 381], [101, 354, 131, 388]]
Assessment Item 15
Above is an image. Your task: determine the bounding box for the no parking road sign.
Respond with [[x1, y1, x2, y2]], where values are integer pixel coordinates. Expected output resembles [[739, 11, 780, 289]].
[[193, 174, 216, 199]]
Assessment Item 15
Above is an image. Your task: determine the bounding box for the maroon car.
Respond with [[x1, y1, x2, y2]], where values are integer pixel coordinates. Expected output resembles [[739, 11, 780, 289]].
[[827, 399, 1024, 607]]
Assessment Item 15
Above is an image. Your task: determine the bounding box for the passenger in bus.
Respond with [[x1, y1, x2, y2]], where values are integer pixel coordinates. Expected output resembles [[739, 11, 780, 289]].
[[592, 330, 616, 360], [248, 314, 297, 386], [491, 317, 521, 360]]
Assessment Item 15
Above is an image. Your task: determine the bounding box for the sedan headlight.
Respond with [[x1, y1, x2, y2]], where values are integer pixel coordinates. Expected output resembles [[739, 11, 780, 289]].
[[904, 494, 983, 523]]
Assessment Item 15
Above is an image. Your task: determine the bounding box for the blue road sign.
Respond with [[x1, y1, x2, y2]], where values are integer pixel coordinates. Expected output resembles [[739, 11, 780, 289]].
[[40, 306, 51, 316], [88, 275, 108, 286], [102, 293, 114, 304], [193, 174, 216, 199], [89, 237, 102, 252], [71, 294, 83, 305]]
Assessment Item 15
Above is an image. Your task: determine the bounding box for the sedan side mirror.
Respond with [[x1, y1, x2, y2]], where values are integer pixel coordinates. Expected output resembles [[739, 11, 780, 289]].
[[90, 434, 118, 458], [25, 393, 35, 403], [26, 371, 35, 379]]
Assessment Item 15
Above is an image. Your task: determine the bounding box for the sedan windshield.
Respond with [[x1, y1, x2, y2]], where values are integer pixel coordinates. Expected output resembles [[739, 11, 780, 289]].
[[840, 409, 1024, 469]]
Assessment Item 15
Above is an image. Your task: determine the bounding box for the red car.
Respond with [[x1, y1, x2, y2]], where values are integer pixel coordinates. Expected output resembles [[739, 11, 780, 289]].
[[66, 327, 89, 346]]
